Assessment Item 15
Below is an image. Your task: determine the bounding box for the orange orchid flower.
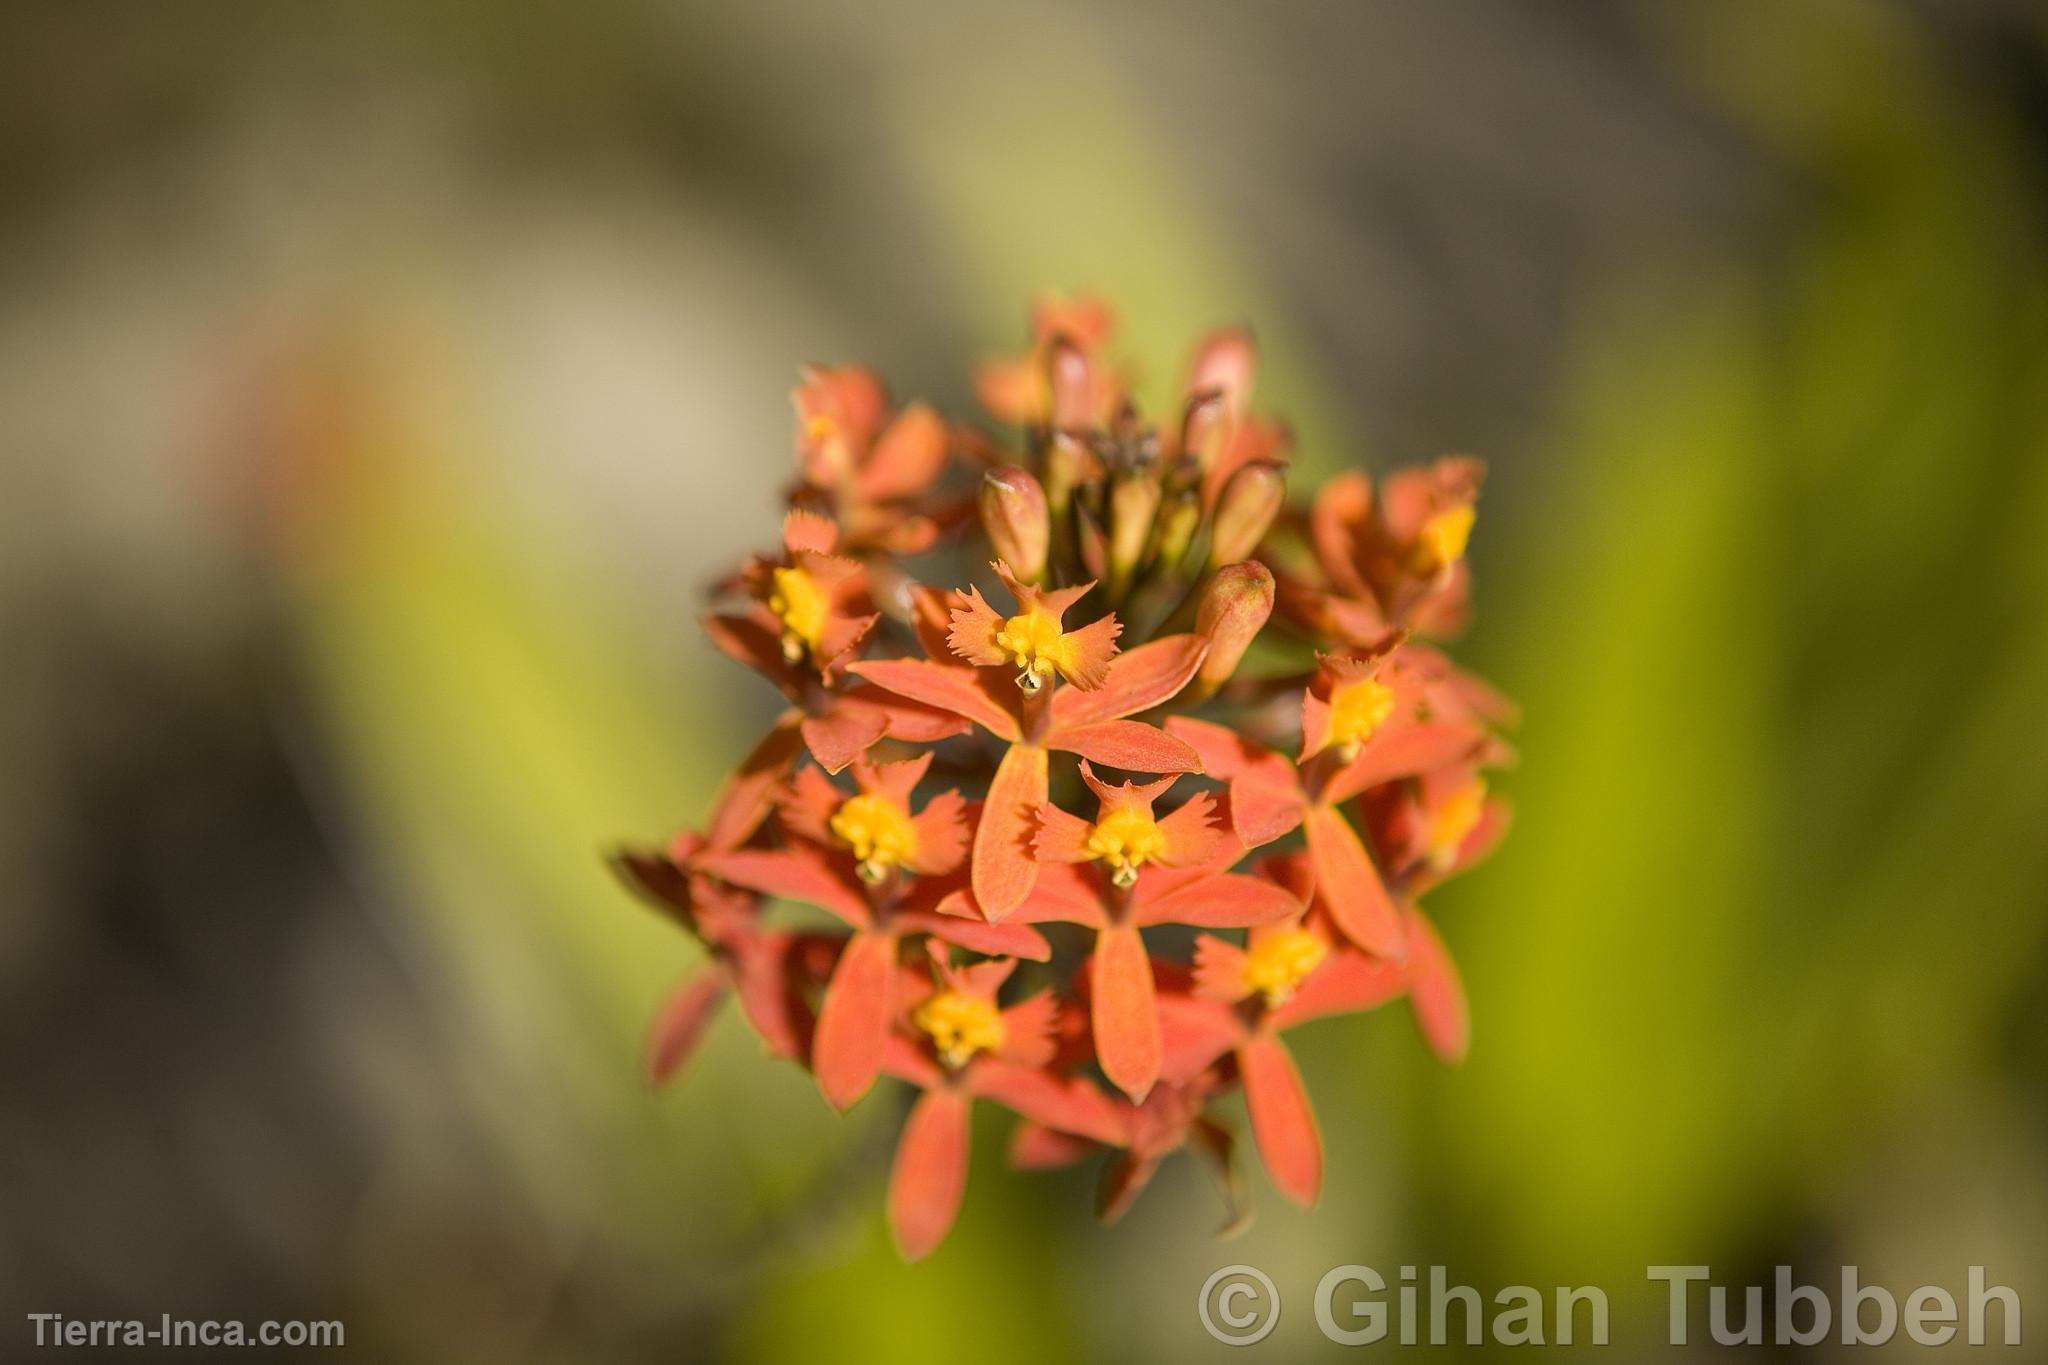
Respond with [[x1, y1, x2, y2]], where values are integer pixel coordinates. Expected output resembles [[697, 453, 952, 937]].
[[1165, 638, 1489, 958], [851, 563, 1208, 919], [790, 364, 955, 554], [1176, 855, 1412, 1204], [974, 799, 1297, 1101], [699, 795, 1051, 1111], [612, 835, 840, 1083], [880, 947, 1124, 1259], [1031, 762, 1221, 889], [1278, 455, 1486, 644]]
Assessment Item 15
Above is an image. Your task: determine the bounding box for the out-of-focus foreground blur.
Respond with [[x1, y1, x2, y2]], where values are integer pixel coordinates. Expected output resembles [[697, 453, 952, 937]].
[[4, 2, 2045, 1361]]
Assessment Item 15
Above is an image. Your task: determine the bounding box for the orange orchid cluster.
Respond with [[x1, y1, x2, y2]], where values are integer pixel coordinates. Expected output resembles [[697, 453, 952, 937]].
[[614, 298, 1515, 1257]]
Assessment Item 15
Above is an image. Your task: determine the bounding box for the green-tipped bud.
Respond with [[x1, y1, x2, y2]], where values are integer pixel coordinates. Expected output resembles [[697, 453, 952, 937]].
[[1191, 561, 1275, 700], [1151, 489, 1203, 570], [980, 467, 1050, 582], [1208, 459, 1286, 567], [1044, 432, 1089, 517], [1108, 473, 1161, 590]]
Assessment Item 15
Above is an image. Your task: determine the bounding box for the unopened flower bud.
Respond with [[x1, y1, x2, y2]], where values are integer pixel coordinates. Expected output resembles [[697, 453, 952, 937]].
[[1186, 328, 1257, 418], [1108, 473, 1161, 588], [1191, 561, 1275, 699], [1151, 489, 1202, 570], [980, 467, 1050, 582], [1044, 432, 1090, 517], [1209, 459, 1286, 567]]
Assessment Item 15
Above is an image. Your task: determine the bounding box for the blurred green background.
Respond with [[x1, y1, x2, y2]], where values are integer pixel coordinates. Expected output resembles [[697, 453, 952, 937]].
[[3, 1, 2044, 1360]]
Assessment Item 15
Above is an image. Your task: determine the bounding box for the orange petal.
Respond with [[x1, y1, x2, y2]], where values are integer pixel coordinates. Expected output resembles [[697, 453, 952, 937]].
[[971, 744, 1047, 919], [1239, 1033, 1322, 1207], [995, 992, 1060, 1067], [1010, 860, 1108, 928], [1031, 802, 1098, 863], [703, 612, 797, 689], [1269, 947, 1408, 1030], [1048, 719, 1202, 773], [1154, 791, 1221, 866], [969, 1060, 1125, 1145], [1323, 721, 1487, 804], [1308, 470, 1373, 598], [777, 765, 842, 845], [1159, 989, 1244, 1081], [1077, 760, 1170, 811], [1056, 614, 1122, 689], [1092, 925, 1161, 1101], [1303, 804, 1403, 959], [849, 658, 1021, 741], [835, 684, 974, 748], [1162, 717, 1304, 848], [889, 1089, 972, 1260], [1405, 908, 1469, 1065], [1050, 634, 1208, 727], [1300, 687, 1337, 762], [704, 714, 806, 852], [644, 971, 726, 1086], [1185, 326, 1257, 417], [781, 508, 841, 556], [812, 932, 896, 1111], [800, 707, 888, 775], [858, 402, 949, 503], [1191, 934, 1254, 1003], [1140, 872, 1299, 929], [906, 790, 969, 876], [1008, 1121, 1097, 1171], [945, 585, 1010, 667], [974, 356, 1041, 426], [1096, 1153, 1164, 1225], [861, 751, 933, 805], [814, 611, 880, 686], [910, 584, 960, 659], [698, 845, 869, 928], [728, 932, 815, 1060], [996, 560, 1093, 619], [893, 911, 1051, 962]]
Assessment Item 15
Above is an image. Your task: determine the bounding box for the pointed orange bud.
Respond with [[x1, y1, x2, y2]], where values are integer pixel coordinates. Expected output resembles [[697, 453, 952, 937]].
[[1209, 459, 1286, 567], [1190, 561, 1274, 700], [980, 468, 1050, 583]]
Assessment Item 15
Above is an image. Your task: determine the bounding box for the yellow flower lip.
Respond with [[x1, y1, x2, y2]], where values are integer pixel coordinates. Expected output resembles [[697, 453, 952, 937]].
[[830, 792, 919, 882], [913, 989, 1006, 1068], [1416, 503, 1475, 573], [993, 607, 1075, 692], [768, 564, 829, 662], [1242, 929, 1328, 1008], [1427, 779, 1487, 870], [1084, 805, 1168, 888], [1326, 674, 1395, 760]]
